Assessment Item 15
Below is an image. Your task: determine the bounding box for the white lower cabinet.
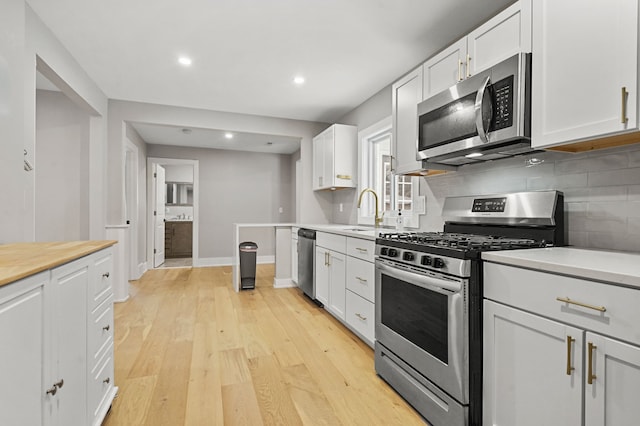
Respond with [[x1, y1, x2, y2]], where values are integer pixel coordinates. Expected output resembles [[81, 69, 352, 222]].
[[484, 262, 640, 426], [0, 246, 116, 426], [0, 272, 47, 426], [315, 244, 346, 320], [315, 232, 376, 346]]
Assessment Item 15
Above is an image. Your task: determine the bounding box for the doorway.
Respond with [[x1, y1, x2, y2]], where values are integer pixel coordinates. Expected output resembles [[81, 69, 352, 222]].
[[147, 157, 199, 268]]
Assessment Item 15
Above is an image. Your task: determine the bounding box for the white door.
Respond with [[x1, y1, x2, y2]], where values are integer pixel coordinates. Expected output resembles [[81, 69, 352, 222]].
[[154, 164, 166, 267], [531, 0, 638, 148], [483, 300, 583, 426], [584, 332, 640, 426]]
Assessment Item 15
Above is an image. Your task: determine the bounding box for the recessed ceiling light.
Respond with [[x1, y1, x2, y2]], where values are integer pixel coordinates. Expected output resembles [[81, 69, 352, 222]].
[[465, 152, 483, 158], [178, 56, 192, 66], [224, 132, 234, 139], [293, 76, 305, 85], [181, 128, 192, 134]]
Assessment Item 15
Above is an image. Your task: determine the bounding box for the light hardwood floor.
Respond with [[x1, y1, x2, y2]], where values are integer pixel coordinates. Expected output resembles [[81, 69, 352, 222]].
[[103, 264, 426, 425]]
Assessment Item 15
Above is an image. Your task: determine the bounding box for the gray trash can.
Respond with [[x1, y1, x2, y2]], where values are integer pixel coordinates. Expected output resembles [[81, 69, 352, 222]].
[[239, 241, 258, 289]]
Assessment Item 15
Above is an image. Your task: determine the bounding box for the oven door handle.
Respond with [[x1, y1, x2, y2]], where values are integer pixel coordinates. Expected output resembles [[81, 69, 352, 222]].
[[377, 262, 462, 293]]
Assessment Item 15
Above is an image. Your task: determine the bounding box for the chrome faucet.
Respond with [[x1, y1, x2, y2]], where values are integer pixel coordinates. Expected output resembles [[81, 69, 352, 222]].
[[357, 188, 383, 226]]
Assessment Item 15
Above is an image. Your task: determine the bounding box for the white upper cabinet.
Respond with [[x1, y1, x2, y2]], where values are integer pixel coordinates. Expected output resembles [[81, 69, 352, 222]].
[[312, 124, 357, 191], [531, 0, 638, 149], [392, 66, 424, 175], [423, 0, 531, 100], [422, 38, 466, 101]]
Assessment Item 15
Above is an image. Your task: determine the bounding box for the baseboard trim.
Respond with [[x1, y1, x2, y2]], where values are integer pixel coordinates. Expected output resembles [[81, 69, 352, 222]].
[[274, 278, 297, 288]]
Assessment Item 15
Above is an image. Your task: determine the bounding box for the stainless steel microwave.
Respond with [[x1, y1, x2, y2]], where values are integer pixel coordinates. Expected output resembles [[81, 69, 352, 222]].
[[417, 53, 532, 166]]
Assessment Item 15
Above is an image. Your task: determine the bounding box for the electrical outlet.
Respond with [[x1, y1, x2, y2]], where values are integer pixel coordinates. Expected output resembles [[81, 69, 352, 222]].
[[339, 203, 343, 212], [279, 207, 283, 213]]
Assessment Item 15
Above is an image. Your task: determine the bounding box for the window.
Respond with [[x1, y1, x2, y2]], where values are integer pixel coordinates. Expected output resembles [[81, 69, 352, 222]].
[[358, 117, 420, 228]]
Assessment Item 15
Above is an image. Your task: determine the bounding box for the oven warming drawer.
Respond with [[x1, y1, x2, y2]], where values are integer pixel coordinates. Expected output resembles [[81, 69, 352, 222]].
[[375, 342, 467, 426]]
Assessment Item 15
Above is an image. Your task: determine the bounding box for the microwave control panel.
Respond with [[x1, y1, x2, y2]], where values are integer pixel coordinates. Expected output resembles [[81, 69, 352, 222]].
[[491, 75, 514, 131]]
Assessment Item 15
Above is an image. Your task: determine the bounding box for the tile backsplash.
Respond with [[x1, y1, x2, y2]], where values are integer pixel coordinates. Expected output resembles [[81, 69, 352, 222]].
[[422, 144, 640, 253]]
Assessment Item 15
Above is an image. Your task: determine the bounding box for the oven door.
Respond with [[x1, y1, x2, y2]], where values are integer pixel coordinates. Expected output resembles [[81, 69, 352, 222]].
[[375, 258, 468, 403]]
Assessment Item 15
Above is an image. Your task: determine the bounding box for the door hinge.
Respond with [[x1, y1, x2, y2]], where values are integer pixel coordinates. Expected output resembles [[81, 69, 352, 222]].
[[154, 248, 157, 254], [154, 172, 157, 178], [154, 211, 157, 216]]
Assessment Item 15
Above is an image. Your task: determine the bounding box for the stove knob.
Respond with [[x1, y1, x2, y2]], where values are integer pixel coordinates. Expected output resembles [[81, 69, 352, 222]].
[[421, 255, 432, 266], [380, 247, 389, 256], [388, 249, 398, 257], [403, 252, 415, 261], [433, 258, 445, 268]]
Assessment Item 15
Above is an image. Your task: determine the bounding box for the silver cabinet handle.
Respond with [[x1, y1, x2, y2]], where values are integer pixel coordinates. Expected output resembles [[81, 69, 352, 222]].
[[356, 276, 367, 283], [466, 53, 471, 78], [356, 247, 368, 252], [355, 313, 367, 321], [556, 297, 606, 313], [457, 59, 463, 81]]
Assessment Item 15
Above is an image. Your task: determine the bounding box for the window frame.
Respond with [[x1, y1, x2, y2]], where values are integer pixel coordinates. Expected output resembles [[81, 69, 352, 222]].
[[357, 117, 420, 228]]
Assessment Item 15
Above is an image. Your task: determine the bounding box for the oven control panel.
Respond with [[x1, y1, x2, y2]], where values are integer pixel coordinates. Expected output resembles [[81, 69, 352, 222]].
[[377, 246, 470, 278]]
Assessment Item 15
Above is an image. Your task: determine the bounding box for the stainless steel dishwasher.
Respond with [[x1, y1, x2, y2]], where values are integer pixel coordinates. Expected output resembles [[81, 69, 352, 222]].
[[297, 228, 317, 302]]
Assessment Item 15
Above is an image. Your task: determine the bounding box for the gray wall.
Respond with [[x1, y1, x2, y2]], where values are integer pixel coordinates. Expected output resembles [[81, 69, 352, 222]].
[[147, 144, 294, 260], [124, 123, 148, 268], [35, 90, 90, 241]]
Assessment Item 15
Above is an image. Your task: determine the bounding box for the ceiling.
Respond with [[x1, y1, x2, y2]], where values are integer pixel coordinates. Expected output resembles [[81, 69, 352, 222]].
[[28, 0, 512, 151]]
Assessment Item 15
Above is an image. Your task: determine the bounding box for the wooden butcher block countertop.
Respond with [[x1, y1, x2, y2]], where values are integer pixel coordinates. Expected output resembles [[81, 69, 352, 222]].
[[0, 240, 117, 287]]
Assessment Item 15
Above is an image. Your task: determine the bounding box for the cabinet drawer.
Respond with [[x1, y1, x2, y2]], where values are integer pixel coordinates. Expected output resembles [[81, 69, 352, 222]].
[[88, 345, 114, 423], [346, 256, 375, 303], [484, 263, 640, 345], [92, 252, 113, 306], [317, 232, 346, 253], [89, 294, 114, 366], [346, 290, 375, 346], [346, 237, 375, 262]]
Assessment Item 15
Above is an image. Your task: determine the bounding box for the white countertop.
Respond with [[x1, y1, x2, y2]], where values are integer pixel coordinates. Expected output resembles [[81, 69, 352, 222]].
[[482, 247, 640, 288], [296, 224, 381, 241]]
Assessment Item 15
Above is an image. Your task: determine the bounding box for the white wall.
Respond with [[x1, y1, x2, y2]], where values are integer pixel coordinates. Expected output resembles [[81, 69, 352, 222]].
[[124, 123, 148, 269], [147, 144, 293, 261], [0, 1, 108, 243], [165, 165, 193, 182], [35, 90, 90, 241]]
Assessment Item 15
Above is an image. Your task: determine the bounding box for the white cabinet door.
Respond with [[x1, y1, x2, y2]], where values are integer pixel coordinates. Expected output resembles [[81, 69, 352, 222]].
[[532, 0, 638, 148], [327, 251, 346, 320], [48, 261, 89, 426], [585, 333, 640, 426], [312, 133, 324, 190], [321, 127, 334, 189], [483, 300, 583, 426], [422, 38, 466, 100], [0, 273, 46, 426], [315, 247, 329, 306], [467, 0, 531, 76], [392, 66, 424, 175]]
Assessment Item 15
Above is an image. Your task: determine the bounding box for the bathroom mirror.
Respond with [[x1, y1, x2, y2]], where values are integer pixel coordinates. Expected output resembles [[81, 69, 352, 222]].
[[166, 182, 193, 205]]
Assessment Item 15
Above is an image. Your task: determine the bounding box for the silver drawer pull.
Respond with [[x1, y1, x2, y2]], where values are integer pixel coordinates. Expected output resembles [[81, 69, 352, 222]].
[[356, 247, 368, 252], [355, 276, 368, 283], [355, 313, 367, 321], [556, 297, 606, 313]]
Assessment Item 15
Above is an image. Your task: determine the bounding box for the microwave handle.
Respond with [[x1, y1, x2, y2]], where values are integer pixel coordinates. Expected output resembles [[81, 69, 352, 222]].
[[474, 76, 492, 143]]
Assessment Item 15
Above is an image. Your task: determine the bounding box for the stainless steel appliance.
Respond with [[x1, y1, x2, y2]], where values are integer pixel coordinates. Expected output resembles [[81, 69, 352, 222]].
[[375, 190, 564, 426], [417, 53, 532, 166], [297, 228, 317, 301]]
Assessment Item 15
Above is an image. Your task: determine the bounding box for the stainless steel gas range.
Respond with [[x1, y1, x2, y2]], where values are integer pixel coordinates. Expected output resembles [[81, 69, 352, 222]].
[[374, 190, 565, 426]]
